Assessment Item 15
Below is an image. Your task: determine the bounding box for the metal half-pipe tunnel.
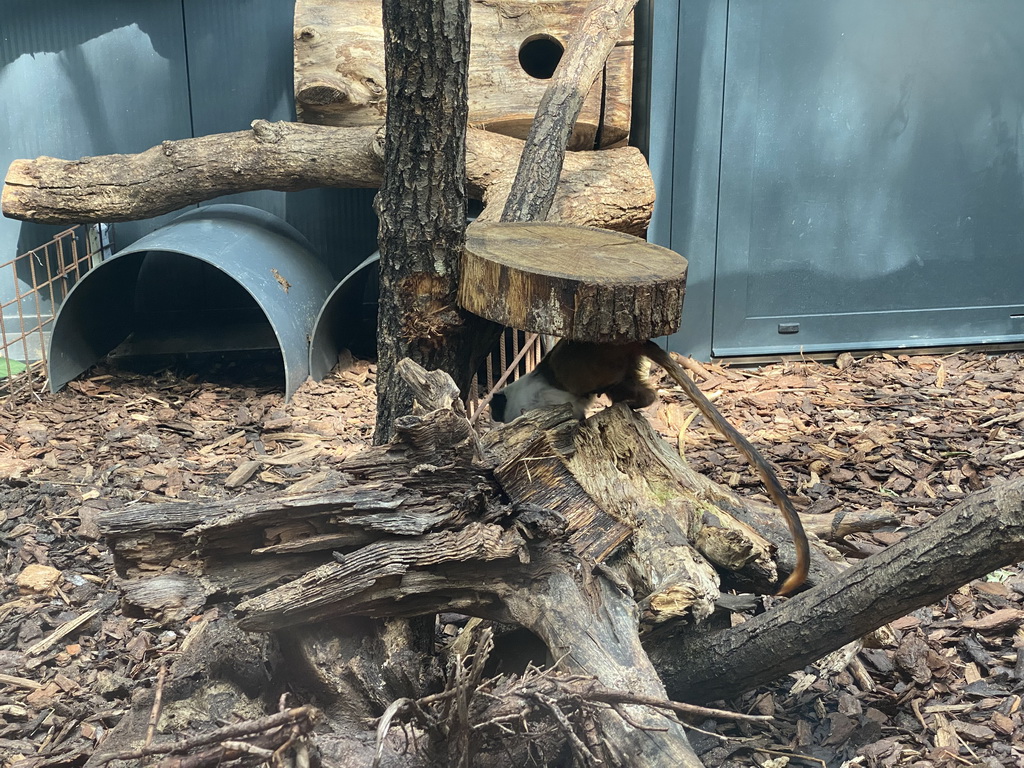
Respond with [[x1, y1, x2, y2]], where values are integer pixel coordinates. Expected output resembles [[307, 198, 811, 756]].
[[47, 205, 340, 401]]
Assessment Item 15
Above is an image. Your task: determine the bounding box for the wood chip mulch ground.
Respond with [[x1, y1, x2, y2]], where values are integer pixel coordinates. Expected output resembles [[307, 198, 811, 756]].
[[2, 349, 1023, 767]]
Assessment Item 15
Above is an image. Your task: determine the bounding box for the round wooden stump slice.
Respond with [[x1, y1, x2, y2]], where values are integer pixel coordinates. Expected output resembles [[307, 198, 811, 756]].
[[459, 221, 687, 343]]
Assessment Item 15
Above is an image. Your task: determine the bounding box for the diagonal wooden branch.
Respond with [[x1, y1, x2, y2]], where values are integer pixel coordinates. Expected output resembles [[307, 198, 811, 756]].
[[501, 0, 640, 223]]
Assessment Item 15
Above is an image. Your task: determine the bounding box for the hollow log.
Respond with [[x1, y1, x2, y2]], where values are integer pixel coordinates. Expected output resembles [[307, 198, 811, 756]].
[[1, 121, 654, 235], [293, 0, 633, 150]]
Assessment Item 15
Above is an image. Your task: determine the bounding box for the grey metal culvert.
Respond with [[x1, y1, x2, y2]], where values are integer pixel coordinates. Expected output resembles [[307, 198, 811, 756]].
[[309, 251, 379, 381], [47, 204, 336, 401]]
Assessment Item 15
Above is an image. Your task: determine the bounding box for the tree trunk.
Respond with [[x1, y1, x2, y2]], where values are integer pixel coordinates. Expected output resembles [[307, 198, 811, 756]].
[[652, 476, 1024, 703], [373, 0, 476, 444]]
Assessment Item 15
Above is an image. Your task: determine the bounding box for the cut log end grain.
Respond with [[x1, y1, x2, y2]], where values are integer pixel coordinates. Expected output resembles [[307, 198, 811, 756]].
[[459, 221, 687, 343]]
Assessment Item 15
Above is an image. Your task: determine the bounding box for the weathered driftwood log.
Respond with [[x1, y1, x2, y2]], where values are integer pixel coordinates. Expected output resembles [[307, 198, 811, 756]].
[[460, 221, 688, 343], [1, 121, 654, 235], [293, 0, 633, 150], [96, 361, 821, 649], [97, 361, 813, 641], [237, 371, 705, 768]]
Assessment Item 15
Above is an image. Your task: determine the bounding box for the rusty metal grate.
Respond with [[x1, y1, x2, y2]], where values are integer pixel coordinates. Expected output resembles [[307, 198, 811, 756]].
[[467, 329, 547, 422], [0, 226, 99, 402]]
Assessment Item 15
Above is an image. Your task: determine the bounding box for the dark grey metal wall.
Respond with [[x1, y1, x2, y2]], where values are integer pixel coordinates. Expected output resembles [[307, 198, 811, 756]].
[[647, 0, 1024, 359], [643, 0, 725, 360], [181, 0, 379, 283], [0, 1, 193, 318], [1, 1, 379, 324]]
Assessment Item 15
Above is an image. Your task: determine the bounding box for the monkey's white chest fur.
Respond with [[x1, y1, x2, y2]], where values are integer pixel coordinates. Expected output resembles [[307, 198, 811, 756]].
[[495, 370, 593, 421]]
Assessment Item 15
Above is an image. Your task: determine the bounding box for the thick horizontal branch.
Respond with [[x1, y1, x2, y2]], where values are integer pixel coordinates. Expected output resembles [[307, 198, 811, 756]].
[[3, 120, 654, 235], [653, 475, 1024, 703]]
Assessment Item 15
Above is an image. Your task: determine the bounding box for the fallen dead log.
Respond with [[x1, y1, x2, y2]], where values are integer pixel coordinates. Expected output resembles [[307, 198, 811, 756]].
[[654, 474, 1024, 703], [98, 361, 790, 767], [94, 360, 1024, 764], [1, 120, 653, 235]]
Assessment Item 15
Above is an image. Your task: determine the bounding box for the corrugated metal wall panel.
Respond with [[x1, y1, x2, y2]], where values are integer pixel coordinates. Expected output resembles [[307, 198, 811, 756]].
[[1, 1, 193, 314]]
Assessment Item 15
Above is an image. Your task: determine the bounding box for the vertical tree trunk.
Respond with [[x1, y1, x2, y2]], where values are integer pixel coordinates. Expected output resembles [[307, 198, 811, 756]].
[[374, 0, 477, 444]]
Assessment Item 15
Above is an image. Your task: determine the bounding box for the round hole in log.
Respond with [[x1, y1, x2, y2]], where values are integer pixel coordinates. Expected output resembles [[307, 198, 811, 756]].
[[518, 34, 564, 80]]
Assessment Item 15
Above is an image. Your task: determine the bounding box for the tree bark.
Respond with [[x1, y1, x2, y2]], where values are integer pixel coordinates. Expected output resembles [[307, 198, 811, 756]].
[[1, 122, 653, 235], [370, 3, 478, 731], [653, 475, 1024, 703], [373, 0, 475, 445]]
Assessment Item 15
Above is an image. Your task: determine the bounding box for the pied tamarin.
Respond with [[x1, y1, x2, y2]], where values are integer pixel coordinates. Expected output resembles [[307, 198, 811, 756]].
[[490, 340, 810, 595]]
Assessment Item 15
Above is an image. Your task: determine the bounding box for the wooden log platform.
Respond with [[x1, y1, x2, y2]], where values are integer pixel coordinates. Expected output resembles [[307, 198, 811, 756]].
[[459, 221, 687, 342]]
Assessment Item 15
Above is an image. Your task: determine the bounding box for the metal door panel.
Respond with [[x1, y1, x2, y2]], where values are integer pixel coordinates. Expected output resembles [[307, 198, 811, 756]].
[[714, 0, 1024, 356], [647, 0, 728, 360]]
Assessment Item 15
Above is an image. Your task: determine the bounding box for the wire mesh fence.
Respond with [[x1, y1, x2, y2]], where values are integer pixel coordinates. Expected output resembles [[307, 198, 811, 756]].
[[0, 226, 99, 402]]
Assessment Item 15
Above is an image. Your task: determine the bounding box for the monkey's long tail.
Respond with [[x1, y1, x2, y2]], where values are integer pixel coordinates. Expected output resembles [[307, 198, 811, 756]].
[[644, 342, 810, 595]]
